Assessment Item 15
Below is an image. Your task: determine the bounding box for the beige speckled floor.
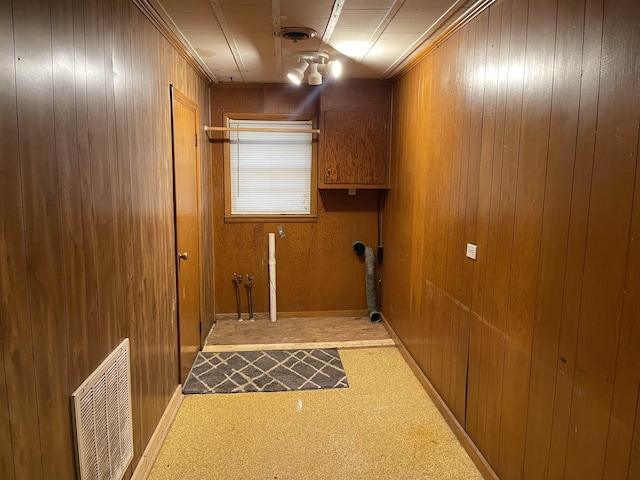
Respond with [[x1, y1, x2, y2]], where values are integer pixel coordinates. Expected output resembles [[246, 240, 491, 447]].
[[149, 347, 482, 480]]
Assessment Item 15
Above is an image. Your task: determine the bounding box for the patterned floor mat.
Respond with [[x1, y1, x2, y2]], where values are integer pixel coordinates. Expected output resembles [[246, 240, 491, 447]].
[[182, 348, 349, 394]]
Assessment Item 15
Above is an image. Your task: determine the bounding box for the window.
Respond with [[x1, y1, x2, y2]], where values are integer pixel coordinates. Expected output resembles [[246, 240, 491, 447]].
[[224, 114, 317, 221]]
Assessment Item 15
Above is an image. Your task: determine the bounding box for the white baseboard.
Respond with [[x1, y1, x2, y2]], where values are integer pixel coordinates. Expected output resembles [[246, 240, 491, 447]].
[[131, 385, 184, 480]]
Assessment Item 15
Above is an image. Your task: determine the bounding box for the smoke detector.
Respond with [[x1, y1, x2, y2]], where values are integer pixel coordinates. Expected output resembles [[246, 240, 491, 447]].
[[275, 27, 318, 43]]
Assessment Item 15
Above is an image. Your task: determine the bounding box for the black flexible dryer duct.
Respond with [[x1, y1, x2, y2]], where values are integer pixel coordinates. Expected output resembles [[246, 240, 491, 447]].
[[364, 246, 382, 323], [352, 241, 381, 323]]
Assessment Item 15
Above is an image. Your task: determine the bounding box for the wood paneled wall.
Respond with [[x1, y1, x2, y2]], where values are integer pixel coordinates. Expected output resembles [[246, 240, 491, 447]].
[[382, 0, 640, 478], [0, 0, 213, 478], [210, 84, 378, 314]]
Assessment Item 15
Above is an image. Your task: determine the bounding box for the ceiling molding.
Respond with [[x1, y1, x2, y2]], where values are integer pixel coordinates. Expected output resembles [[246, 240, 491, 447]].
[[386, 0, 496, 80], [209, 0, 247, 82], [272, 0, 283, 81], [133, 0, 216, 84], [320, 0, 345, 46]]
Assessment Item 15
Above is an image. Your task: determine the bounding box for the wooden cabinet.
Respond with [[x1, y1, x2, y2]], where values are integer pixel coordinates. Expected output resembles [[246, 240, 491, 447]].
[[319, 82, 392, 189]]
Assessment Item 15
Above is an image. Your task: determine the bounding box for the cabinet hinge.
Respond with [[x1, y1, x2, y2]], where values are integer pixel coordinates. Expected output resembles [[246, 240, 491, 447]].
[[195, 133, 198, 147]]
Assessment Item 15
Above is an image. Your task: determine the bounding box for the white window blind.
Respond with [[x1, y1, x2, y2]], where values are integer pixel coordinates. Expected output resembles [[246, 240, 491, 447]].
[[229, 119, 312, 215]]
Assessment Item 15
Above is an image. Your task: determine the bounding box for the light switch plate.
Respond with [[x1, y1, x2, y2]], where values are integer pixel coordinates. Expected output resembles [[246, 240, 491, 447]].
[[466, 243, 477, 260]]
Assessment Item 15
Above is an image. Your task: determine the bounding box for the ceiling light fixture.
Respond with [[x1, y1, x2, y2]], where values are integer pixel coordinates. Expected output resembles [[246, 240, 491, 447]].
[[287, 51, 342, 86]]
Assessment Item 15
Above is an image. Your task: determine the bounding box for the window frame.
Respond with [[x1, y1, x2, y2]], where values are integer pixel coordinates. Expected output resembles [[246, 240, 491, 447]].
[[223, 113, 318, 223]]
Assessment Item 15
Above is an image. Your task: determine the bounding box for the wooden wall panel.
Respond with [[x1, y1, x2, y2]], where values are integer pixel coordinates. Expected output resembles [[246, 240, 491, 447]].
[[0, 328, 13, 479], [13, 0, 75, 475], [497, 0, 557, 476], [0, 0, 213, 477], [522, 0, 585, 477], [471, 3, 502, 452], [545, 0, 602, 477], [382, 0, 640, 478], [385, 70, 417, 344], [210, 84, 378, 315], [0, 3, 42, 479], [462, 11, 488, 441], [563, 0, 640, 477], [482, 0, 514, 467]]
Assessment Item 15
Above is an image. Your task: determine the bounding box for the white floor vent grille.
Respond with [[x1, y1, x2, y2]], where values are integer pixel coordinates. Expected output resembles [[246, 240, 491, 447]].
[[72, 339, 133, 480]]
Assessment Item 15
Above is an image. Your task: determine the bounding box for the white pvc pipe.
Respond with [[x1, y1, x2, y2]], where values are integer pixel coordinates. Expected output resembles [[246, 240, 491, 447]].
[[268, 233, 277, 322]]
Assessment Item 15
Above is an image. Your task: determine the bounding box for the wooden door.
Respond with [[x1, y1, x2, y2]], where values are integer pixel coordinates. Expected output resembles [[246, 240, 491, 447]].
[[171, 87, 201, 383]]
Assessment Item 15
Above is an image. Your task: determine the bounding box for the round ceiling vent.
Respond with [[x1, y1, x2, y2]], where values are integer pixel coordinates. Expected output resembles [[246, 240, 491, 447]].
[[274, 27, 318, 42]]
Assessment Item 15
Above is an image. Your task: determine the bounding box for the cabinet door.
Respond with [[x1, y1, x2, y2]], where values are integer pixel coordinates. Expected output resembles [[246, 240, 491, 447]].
[[321, 110, 389, 186]]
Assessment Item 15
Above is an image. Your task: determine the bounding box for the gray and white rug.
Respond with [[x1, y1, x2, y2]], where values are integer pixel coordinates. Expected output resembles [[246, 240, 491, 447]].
[[182, 348, 349, 394]]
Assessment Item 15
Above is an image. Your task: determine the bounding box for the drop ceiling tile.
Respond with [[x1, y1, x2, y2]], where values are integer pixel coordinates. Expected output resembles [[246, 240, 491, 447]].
[[179, 28, 226, 43], [396, 1, 453, 18], [161, 0, 212, 14], [281, 0, 334, 18], [169, 12, 218, 30], [375, 32, 421, 46], [228, 23, 274, 37], [191, 42, 232, 58], [401, 0, 456, 11], [234, 37, 274, 49], [365, 43, 408, 60], [221, 5, 272, 25], [205, 55, 238, 70], [384, 17, 439, 34], [219, 0, 269, 5], [235, 41, 276, 65], [335, 9, 387, 28], [330, 26, 374, 40], [242, 54, 278, 72], [344, 0, 394, 9]]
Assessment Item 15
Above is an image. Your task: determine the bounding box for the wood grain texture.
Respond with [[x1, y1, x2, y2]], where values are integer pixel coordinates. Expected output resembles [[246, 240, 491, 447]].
[[546, 0, 603, 477], [463, 12, 488, 444], [205, 316, 391, 347], [382, 0, 640, 478], [319, 82, 392, 188], [0, 328, 14, 480], [173, 88, 202, 383], [0, 0, 213, 476], [322, 110, 389, 185], [482, 0, 514, 467], [0, 2, 43, 479], [563, 0, 640, 477], [522, 0, 585, 477], [211, 84, 379, 317], [13, 0, 75, 475], [498, 0, 556, 476]]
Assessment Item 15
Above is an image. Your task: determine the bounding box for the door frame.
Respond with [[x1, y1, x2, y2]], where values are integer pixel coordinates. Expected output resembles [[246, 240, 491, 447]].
[[170, 84, 204, 381]]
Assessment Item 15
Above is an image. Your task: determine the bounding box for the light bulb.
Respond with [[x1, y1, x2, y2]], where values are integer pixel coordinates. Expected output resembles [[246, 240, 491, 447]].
[[287, 60, 309, 85], [326, 60, 341, 78], [308, 63, 322, 85]]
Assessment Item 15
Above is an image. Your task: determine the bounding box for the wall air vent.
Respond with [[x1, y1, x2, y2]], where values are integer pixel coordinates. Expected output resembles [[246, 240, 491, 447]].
[[71, 339, 133, 480]]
